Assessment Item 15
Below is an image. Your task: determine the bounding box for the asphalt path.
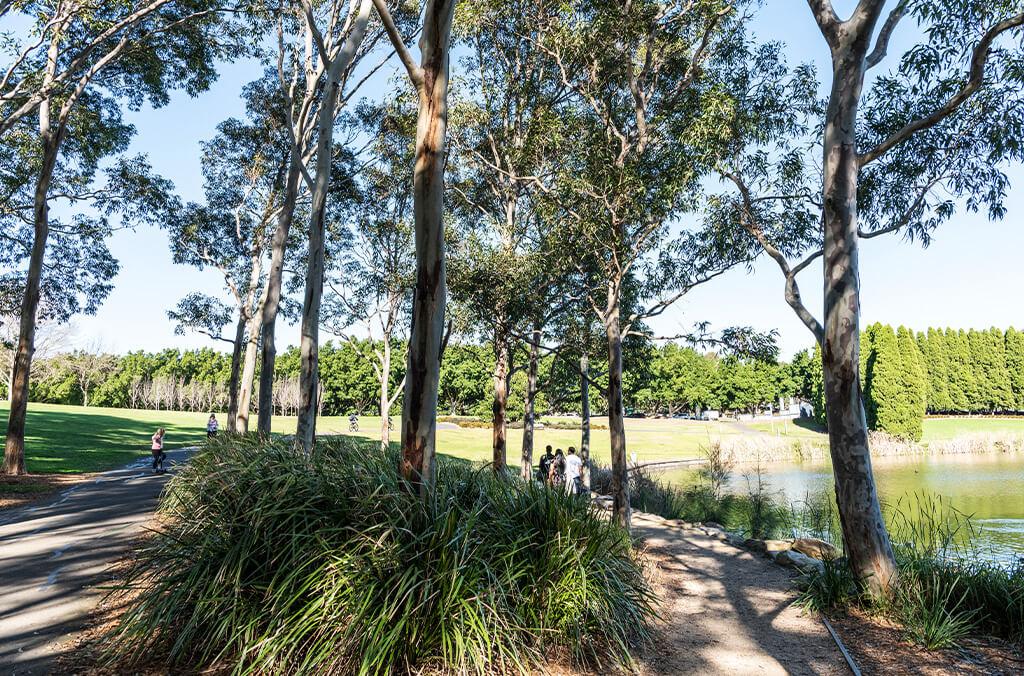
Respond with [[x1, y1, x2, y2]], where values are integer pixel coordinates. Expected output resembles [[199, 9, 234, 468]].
[[0, 447, 194, 675]]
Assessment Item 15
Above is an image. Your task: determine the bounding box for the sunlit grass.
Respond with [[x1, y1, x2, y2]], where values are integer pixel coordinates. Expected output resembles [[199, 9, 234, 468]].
[[4, 401, 1019, 475], [0, 403, 736, 473]]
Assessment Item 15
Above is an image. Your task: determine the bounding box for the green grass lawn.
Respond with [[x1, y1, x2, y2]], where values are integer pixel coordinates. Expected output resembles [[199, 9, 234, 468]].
[[0, 402, 743, 473], [920, 416, 1024, 441], [749, 416, 1024, 443], [2, 401, 1022, 474], [332, 414, 743, 467]]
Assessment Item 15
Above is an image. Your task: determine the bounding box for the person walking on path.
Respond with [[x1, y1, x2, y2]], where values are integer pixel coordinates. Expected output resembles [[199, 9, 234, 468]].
[[206, 414, 219, 438], [563, 446, 583, 495], [151, 428, 166, 473]]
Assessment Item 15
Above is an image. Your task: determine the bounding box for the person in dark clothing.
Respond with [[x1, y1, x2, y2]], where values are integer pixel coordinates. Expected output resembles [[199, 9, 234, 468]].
[[548, 448, 566, 487], [537, 445, 555, 483]]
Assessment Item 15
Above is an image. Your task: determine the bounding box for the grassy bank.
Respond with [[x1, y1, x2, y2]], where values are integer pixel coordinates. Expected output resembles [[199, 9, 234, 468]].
[[0, 402, 739, 473]]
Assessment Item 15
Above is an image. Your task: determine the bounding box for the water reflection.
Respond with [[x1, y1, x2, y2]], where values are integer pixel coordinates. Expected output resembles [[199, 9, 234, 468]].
[[656, 453, 1024, 563]]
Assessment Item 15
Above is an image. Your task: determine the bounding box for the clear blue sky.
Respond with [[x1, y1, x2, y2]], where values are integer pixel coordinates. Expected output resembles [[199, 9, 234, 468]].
[[69, 2, 1024, 359]]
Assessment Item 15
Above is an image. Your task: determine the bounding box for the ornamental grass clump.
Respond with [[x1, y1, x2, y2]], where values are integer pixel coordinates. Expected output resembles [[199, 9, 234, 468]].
[[106, 435, 653, 674]]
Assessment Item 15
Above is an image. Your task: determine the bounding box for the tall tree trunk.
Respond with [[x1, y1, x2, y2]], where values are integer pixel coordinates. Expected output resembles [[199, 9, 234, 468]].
[[379, 339, 391, 452], [4, 66, 64, 476], [235, 317, 259, 432], [580, 353, 591, 491], [3, 135, 60, 475], [256, 156, 301, 436], [226, 315, 245, 432], [5, 353, 13, 402], [491, 326, 509, 472], [397, 0, 457, 496], [820, 10, 897, 595], [519, 323, 540, 481], [295, 0, 373, 454], [605, 304, 629, 529]]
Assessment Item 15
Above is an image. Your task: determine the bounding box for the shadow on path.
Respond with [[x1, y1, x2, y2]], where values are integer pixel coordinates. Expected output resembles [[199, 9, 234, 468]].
[[0, 448, 194, 675], [632, 512, 847, 675]]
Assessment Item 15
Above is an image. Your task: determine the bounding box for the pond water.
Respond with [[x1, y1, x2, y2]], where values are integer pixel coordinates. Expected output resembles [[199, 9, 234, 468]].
[[656, 452, 1024, 563]]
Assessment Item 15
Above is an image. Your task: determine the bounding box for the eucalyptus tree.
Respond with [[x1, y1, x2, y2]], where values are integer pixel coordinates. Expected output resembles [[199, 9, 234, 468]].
[[371, 0, 458, 493], [1, 119, 177, 474], [716, 0, 1024, 593], [534, 0, 758, 528], [0, 0, 229, 136], [280, 0, 378, 452], [166, 96, 292, 432], [0, 0, 236, 475], [322, 98, 415, 451], [446, 0, 571, 473], [252, 0, 409, 437]]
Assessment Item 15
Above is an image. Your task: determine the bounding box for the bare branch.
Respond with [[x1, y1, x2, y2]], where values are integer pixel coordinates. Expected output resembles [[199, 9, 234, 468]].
[[865, 1, 907, 69], [370, 0, 423, 87], [722, 169, 824, 343], [806, 0, 841, 47]]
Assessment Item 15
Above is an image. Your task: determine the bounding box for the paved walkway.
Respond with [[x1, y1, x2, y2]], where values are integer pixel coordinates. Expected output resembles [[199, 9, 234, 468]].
[[632, 512, 847, 675], [0, 448, 194, 675]]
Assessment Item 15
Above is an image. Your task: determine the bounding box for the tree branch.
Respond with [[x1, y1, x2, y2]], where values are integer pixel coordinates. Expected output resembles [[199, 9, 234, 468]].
[[860, 11, 1024, 166], [370, 0, 423, 87], [865, 1, 907, 69]]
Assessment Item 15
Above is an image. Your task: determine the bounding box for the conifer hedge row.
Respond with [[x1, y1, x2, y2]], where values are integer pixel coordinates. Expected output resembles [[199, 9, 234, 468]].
[[859, 325, 1024, 441]]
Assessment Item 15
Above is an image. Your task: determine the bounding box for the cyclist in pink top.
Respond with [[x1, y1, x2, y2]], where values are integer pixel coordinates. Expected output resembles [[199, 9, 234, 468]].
[[151, 428, 166, 473]]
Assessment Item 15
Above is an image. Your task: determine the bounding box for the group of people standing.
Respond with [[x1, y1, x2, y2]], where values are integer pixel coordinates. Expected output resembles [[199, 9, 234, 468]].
[[537, 445, 586, 495]]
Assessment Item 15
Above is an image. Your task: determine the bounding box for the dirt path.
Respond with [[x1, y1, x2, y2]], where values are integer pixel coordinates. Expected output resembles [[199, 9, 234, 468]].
[[632, 512, 848, 675], [0, 448, 194, 675]]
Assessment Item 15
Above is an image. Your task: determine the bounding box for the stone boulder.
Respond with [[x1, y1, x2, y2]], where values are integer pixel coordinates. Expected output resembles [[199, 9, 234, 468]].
[[774, 549, 825, 575], [744, 538, 766, 553], [763, 539, 794, 554], [725, 533, 747, 548], [791, 537, 838, 561]]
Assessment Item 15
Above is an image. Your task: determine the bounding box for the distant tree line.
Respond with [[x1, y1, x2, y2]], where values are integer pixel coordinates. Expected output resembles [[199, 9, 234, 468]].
[[9, 341, 806, 420]]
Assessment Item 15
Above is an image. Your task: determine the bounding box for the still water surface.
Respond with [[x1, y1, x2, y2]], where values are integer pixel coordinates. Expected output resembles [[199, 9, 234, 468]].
[[658, 453, 1024, 562]]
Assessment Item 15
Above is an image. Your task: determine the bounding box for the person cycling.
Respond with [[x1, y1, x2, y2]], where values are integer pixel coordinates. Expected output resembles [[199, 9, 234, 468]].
[[348, 413, 359, 432]]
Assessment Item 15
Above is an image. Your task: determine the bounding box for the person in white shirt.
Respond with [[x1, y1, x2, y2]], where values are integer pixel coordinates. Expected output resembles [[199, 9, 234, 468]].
[[563, 446, 583, 495]]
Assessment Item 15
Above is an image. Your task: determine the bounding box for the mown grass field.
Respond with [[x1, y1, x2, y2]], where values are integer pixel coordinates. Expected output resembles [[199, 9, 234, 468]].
[[749, 416, 1024, 443], [2, 401, 1023, 474], [0, 402, 744, 473]]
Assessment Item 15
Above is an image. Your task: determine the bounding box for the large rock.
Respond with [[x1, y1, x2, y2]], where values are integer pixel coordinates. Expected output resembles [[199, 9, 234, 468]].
[[744, 538, 766, 553], [791, 537, 838, 561], [742, 538, 793, 554], [763, 539, 793, 554], [725, 533, 747, 548], [774, 549, 825, 575]]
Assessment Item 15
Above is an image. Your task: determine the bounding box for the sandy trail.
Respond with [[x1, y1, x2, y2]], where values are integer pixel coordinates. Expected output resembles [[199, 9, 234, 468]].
[[632, 512, 848, 675]]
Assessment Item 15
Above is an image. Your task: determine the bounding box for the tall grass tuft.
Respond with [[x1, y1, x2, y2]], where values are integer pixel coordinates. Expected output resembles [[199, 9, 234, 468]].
[[105, 435, 654, 674], [797, 492, 1024, 648]]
